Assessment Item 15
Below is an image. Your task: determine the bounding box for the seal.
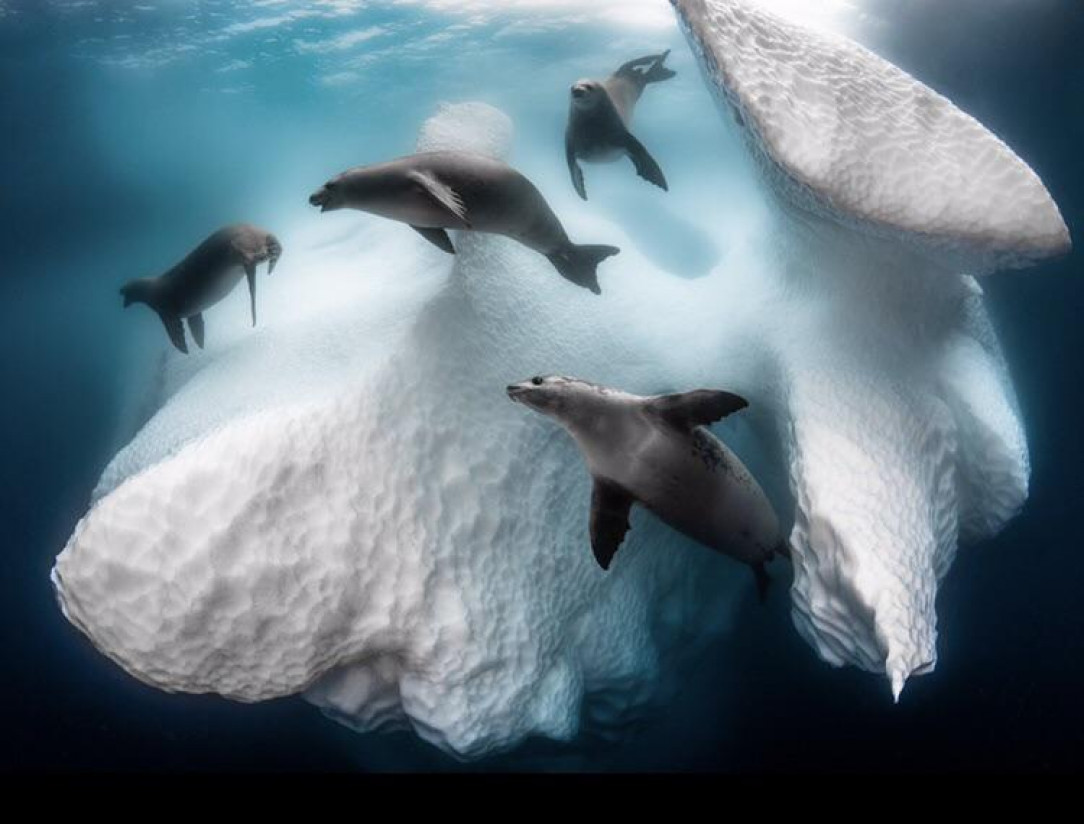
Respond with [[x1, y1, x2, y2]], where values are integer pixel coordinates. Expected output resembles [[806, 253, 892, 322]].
[[308, 151, 620, 294], [507, 375, 786, 600], [120, 223, 281, 354], [565, 51, 675, 200]]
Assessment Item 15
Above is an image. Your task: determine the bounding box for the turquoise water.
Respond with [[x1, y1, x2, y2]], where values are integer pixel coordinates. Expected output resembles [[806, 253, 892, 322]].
[[2, 0, 1082, 772]]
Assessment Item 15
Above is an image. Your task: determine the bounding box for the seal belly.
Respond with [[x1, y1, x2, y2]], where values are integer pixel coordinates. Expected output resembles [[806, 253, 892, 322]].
[[632, 429, 780, 566], [569, 104, 629, 165], [181, 268, 245, 316], [464, 169, 568, 255]]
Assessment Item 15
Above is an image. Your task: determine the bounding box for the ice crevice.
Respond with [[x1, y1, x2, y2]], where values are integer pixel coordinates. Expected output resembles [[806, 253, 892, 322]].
[[53, 0, 1071, 758]]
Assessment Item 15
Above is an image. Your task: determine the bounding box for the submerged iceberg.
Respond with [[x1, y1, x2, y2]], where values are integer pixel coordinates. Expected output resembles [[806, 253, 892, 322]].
[[53, 1, 1069, 758], [54, 102, 753, 758], [673, 0, 1068, 697]]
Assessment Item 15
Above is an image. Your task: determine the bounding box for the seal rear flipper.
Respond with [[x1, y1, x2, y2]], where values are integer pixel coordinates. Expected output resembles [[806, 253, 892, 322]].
[[616, 50, 676, 84], [566, 134, 587, 200], [547, 244, 620, 295], [590, 479, 635, 571], [645, 389, 749, 430], [244, 262, 257, 327], [188, 313, 205, 349], [407, 170, 471, 228], [622, 132, 669, 191], [411, 225, 456, 254], [158, 313, 188, 354], [752, 562, 771, 605], [644, 50, 676, 84]]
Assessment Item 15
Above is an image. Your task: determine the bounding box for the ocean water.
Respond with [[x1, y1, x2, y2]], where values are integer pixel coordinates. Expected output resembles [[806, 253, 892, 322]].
[[1, 0, 1081, 773]]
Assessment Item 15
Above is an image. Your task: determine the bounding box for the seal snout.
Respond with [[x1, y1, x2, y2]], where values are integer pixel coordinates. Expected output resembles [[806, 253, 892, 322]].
[[506, 384, 527, 402], [308, 185, 333, 212]]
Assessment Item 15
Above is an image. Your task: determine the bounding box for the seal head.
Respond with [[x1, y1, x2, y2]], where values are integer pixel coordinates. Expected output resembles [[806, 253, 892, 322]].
[[507, 375, 609, 422], [570, 80, 606, 109], [308, 179, 346, 213]]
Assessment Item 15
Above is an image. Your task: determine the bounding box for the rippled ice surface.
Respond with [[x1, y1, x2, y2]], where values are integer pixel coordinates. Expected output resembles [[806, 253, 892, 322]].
[[2, 0, 1082, 772]]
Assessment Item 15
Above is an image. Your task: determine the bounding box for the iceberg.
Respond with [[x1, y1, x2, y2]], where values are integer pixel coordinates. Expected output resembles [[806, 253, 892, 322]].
[[672, 0, 1069, 697], [53, 102, 753, 758], [52, 1, 1071, 759]]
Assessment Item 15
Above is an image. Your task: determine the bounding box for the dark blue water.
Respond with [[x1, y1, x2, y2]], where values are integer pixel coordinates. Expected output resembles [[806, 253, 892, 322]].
[[2, 0, 1082, 772]]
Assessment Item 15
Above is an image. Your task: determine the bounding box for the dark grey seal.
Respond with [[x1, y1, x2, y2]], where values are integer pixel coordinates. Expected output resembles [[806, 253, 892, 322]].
[[565, 51, 675, 200], [308, 151, 620, 294], [508, 375, 786, 600], [120, 223, 281, 354]]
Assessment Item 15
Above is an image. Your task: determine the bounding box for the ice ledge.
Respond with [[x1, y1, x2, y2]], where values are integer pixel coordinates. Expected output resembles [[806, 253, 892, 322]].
[[672, 0, 1071, 274], [674, 0, 1045, 696]]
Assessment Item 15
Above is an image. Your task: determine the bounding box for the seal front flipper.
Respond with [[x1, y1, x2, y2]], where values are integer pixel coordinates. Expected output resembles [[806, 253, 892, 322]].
[[266, 234, 282, 275], [411, 226, 456, 254], [566, 133, 587, 200], [621, 132, 668, 192], [244, 261, 257, 327], [547, 244, 620, 295], [407, 170, 471, 228], [589, 478, 634, 571], [158, 312, 188, 354], [188, 313, 205, 349], [646, 389, 749, 430]]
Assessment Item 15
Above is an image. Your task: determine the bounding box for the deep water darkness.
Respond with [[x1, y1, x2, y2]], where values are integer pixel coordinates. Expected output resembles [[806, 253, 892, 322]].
[[1, 0, 1082, 773]]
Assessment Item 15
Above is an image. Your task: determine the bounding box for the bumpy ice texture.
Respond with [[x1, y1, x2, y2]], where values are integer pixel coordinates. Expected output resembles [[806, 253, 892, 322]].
[[53, 101, 750, 758], [674, 0, 1068, 698], [53, 2, 1072, 757], [673, 0, 1070, 275]]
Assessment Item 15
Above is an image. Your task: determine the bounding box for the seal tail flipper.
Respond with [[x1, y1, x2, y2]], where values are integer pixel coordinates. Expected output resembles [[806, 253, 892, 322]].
[[158, 312, 188, 354], [547, 244, 620, 295], [188, 313, 205, 349], [266, 234, 282, 275], [643, 49, 676, 84], [411, 225, 456, 254], [617, 50, 676, 85], [622, 132, 668, 191], [752, 562, 771, 605], [244, 261, 257, 327]]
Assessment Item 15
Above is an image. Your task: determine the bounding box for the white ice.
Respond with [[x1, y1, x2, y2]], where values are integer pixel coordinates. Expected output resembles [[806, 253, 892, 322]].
[[53, 0, 1071, 759], [53, 102, 762, 758], [673, 0, 1068, 698]]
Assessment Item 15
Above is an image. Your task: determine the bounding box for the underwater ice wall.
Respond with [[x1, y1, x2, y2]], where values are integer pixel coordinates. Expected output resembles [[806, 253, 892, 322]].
[[53, 101, 758, 758], [52, 0, 1071, 759], [673, 0, 1069, 697]]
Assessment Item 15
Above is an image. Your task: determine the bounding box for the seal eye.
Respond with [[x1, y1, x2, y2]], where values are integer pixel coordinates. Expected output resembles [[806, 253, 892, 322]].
[[531, 376, 544, 386]]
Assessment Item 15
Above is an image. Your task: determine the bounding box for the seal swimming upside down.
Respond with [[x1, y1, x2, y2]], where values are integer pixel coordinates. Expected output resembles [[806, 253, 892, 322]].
[[507, 375, 786, 600], [120, 223, 281, 354], [565, 50, 675, 200], [308, 151, 621, 295]]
